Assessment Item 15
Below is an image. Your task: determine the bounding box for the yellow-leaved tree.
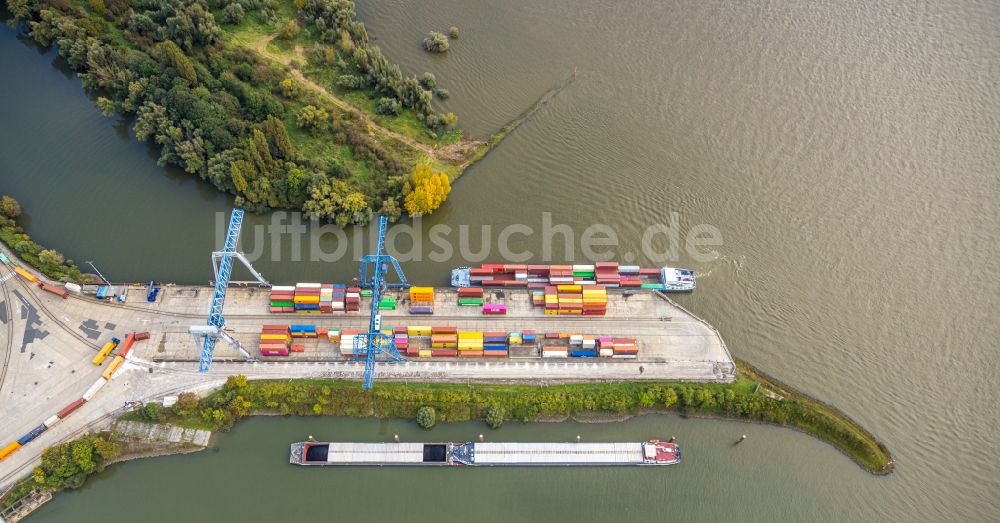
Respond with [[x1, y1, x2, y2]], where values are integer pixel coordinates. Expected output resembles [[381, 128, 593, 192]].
[[404, 163, 451, 217]]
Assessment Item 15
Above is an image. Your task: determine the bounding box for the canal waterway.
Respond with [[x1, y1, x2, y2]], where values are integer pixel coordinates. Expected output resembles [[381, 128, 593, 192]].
[[2, 0, 999, 520]]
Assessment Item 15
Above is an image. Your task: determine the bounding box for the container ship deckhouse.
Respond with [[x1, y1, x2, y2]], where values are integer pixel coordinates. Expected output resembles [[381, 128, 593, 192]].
[[451, 262, 695, 292], [290, 440, 680, 467]]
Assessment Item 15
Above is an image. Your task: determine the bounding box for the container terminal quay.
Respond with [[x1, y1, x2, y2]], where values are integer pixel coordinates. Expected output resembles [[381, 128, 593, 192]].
[[0, 216, 733, 488]]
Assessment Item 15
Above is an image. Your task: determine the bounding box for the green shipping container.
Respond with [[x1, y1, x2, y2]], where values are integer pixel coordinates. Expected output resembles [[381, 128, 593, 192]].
[[458, 298, 484, 306], [573, 271, 595, 278], [271, 301, 294, 307], [361, 289, 374, 297], [641, 283, 666, 290], [378, 298, 397, 310]]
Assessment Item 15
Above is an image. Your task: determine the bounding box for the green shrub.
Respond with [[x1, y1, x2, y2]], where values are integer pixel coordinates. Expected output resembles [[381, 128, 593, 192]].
[[485, 405, 504, 429], [422, 31, 449, 53], [416, 406, 436, 429]]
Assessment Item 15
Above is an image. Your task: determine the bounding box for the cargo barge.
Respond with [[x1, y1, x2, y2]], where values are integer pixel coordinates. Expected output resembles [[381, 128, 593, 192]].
[[290, 440, 680, 466], [451, 263, 695, 292]]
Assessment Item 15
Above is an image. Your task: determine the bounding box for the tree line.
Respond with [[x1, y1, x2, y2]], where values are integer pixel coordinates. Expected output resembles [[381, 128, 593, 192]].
[[130, 374, 890, 472], [6, 0, 455, 225]]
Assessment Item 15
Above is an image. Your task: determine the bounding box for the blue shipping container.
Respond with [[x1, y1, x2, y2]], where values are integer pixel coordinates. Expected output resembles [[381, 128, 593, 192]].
[[570, 350, 597, 358], [290, 325, 317, 332], [17, 425, 47, 445]]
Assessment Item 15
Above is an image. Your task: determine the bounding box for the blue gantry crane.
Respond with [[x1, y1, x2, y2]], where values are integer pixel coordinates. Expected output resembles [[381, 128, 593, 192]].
[[354, 216, 409, 389], [190, 209, 269, 371]]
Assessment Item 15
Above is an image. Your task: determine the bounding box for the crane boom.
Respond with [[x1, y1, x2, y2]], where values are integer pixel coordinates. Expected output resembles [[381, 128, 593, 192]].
[[356, 216, 406, 389], [195, 209, 268, 371]]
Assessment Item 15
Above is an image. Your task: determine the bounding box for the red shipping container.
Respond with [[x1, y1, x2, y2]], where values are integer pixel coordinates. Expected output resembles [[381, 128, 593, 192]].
[[290, 345, 305, 353], [431, 326, 458, 334], [118, 333, 136, 357], [58, 398, 86, 418]]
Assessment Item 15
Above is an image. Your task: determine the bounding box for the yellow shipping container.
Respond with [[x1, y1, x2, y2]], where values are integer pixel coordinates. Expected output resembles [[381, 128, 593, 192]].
[[418, 350, 433, 358], [101, 355, 125, 380], [293, 296, 320, 304], [261, 334, 291, 341], [557, 284, 582, 292], [92, 341, 117, 365], [0, 442, 21, 460], [458, 332, 483, 339], [408, 326, 432, 337], [14, 267, 39, 283], [409, 287, 435, 300]]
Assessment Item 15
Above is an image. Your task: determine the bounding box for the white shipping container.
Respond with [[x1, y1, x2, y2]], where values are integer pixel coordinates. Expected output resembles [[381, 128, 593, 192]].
[[611, 354, 637, 359], [64, 283, 82, 293], [542, 351, 568, 358], [44, 414, 61, 428], [296, 283, 323, 288], [599, 348, 614, 357], [82, 378, 108, 401], [272, 285, 296, 291], [619, 265, 641, 274], [572, 264, 594, 271]]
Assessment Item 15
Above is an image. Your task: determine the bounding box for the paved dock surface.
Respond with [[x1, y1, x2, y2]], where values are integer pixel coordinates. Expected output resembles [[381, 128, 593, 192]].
[[0, 266, 732, 489]]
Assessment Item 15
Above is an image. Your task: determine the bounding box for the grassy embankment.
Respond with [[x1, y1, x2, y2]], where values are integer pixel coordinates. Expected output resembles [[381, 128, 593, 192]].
[[122, 362, 894, 475], [0, 209, 93, 283]]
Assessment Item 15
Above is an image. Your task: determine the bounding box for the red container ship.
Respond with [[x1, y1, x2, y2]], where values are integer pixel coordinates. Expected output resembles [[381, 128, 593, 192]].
[[450, 262, 695, 292]]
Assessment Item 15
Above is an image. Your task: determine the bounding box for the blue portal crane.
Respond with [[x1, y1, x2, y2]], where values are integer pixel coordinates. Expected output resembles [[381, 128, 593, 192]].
[[191, 209, 269, 371], [354, 216, 408, 389]]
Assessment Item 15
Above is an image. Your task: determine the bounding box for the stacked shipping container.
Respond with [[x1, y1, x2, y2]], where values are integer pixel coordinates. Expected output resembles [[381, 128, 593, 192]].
[[409, 287, 434, 314], [250, 323, 637, 362], [270, 284, 353, 314], [457, 287, 484, 307], [269, 285, 294, 313], [346, 287, 361, 312], [457, 331, 484, 357], [541, 285, 608, 316], [260, 325, 291, 356]]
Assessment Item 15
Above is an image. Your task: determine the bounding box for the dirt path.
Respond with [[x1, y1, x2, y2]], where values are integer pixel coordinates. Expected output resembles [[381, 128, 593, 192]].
[[252, 35, 481, 163]]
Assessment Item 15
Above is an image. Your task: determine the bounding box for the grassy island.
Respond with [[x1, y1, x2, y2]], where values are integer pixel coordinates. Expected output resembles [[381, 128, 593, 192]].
[[5, 0, 551, 224]]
